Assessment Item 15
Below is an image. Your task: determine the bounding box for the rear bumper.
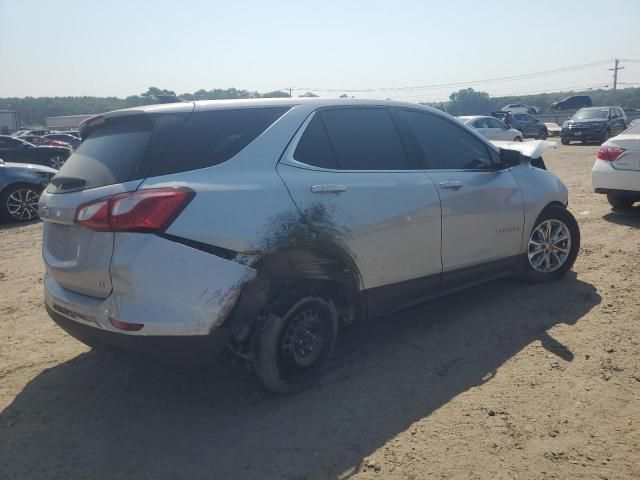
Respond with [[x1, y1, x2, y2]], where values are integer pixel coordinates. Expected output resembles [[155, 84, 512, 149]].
[[47, 304, 231, 362], [43, 233, 257, 336], [592, 159, 640, 194]]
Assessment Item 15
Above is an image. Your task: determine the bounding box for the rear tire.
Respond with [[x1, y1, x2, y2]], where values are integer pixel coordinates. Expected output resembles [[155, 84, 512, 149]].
[[519, 205, 580, 283], [254, 296, 338, 393], [606, 194, 634, 209], [561, 137, 570, 145], [0, 183, 41, 222]]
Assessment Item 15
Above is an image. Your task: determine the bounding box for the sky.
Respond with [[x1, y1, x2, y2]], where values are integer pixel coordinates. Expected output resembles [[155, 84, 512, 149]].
[[1, 0, 640, 102]]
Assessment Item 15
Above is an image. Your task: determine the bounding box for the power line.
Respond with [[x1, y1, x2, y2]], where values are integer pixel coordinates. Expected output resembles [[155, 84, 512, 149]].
[[290, 59, 614, 93]]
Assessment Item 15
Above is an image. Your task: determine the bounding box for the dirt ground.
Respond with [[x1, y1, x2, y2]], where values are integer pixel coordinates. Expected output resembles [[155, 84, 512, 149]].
[[1, 143, 639, 480]]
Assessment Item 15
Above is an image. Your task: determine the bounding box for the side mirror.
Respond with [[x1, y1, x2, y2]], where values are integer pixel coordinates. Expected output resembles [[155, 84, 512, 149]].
[[500, 148, 523, 168]]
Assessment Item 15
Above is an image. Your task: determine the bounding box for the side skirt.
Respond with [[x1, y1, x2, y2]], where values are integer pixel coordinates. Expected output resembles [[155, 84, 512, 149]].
[[364, 256, 520, 320]]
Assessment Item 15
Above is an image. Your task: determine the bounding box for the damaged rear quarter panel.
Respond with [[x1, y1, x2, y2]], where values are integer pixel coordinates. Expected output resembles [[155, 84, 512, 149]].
[[109, 233, 256, 335]]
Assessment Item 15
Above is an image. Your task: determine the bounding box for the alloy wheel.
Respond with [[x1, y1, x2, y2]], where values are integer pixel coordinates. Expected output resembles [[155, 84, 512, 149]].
[[6, 188, 40, 221], [49, 155, 66, 169], [527, 219, 571, 273]]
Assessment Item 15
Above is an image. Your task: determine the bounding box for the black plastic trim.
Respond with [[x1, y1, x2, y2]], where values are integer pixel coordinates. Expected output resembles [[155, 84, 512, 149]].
[[156, 233, 241, 261], [46, 304, 231, 363], [364, 255, 521, 320], [595, 188, 640, 197]]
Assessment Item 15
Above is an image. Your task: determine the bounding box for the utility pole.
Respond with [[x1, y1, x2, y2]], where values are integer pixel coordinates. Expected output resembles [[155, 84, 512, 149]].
[[289, 87, 292, 98], [609, 59, 624, 103]]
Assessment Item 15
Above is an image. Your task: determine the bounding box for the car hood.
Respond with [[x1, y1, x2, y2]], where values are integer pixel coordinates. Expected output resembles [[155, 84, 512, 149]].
[[0, 160, 58, 174], [492, 140, 557, 159]]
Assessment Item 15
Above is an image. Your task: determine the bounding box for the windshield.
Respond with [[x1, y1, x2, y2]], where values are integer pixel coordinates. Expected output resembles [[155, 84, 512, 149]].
[[572, 108, 609, 120]]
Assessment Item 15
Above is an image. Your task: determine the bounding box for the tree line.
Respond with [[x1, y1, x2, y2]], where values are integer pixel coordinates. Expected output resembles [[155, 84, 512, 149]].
[[1, 85, 639, 126], [431, 87, 640, 116]]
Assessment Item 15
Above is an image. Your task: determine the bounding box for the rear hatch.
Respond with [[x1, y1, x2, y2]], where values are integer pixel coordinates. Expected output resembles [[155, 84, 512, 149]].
[[40, 104, 193, 298], [609, 130, 640, 172]]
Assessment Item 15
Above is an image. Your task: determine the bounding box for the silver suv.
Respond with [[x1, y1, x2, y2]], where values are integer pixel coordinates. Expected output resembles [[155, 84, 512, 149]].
[[40, 99, 580, 392]]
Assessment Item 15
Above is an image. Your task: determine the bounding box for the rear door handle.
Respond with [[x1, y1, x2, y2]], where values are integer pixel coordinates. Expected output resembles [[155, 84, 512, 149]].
[[439, 180, 463, 190], [311, 184, 347, 194]]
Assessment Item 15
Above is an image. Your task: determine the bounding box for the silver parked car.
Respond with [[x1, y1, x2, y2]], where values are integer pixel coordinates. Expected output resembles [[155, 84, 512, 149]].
[[458, 115, 523, 142], [0, 159, 55, 222], [40, 99, 580, 392]]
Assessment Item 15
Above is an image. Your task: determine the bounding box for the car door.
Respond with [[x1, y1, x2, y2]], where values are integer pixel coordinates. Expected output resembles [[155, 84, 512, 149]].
[[518, 114, 537, 136], [0, 137, 14, 159], [471, 118, 490, 139], [398, 108, 525, 294], [0, 137, 27, 162], [277, 106, 443, 317], [612, 108, 626, 134], [486, 117, 514, 140]]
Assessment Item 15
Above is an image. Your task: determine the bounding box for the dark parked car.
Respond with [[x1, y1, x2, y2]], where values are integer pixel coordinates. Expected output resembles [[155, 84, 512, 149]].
[[492, 112, 548, 139], [14, 129, 50, 137], [44, 133, 81, 149], [0, 159, 56, 222], [550, 95, 592, 111], [20, 135, 73, 149], [561, 106, 627, 145], [0, 135, 71, 169]]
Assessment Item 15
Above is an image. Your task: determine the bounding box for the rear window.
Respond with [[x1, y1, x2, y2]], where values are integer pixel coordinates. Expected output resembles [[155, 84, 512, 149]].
[[54, 116, 153, 191], [52, 107, 289, 191], [151, 107, 289, 176]]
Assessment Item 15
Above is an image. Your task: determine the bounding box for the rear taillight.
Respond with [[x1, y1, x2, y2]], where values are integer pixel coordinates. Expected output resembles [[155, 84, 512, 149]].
[[597, 146, 625, 161], [75, 187, 194, 232]]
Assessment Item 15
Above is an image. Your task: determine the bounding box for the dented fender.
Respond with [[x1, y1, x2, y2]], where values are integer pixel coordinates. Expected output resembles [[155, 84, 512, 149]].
[[109, 233, 256, 335]]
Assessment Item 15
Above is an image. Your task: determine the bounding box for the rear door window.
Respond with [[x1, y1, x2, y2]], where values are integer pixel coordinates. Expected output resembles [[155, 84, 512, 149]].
[[152, 107, 290, 176], [319, 107, 411, 170], [487, 118, 506, 129]]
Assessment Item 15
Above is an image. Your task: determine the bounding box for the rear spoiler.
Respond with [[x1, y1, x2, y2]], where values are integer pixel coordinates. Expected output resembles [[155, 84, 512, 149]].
[[79, 109, 148, 139], [79, 102, 195, 139]]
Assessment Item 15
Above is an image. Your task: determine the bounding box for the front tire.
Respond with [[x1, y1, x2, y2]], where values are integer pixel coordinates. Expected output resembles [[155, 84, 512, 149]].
[[606, 194, 634, 209], [254, 296, 338, 393], [537, 129, 548, 140], [561, 137, 570, 145], [520, 205, 580, 283], [514, 136, 523, 142], [600, 130, 610, 145]]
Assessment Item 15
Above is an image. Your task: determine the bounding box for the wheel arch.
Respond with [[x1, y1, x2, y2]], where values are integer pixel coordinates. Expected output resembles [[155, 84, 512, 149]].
[[0, 180, 43, 197], [226, 242, 365, 343], [542, 200, 567, 211]]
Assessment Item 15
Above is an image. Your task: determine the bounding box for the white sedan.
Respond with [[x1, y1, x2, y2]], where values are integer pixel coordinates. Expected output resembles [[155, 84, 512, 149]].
[[458, 115, 523, 142], [592, 121, 640, 209]]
